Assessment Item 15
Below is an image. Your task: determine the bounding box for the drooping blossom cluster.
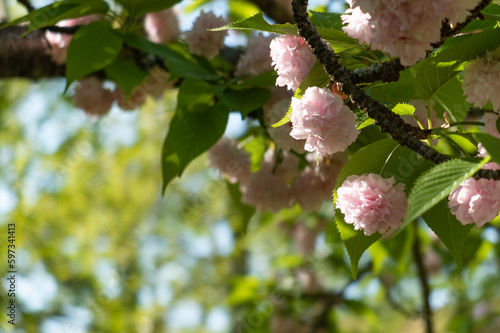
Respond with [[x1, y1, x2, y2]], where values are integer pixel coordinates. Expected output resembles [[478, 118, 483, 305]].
[[72, 67, 173, 115], [184, 11, 227, 59], [235, 33, 274, 77], [269, 35, 316, 91], [291, 153, 347, 212], [208, 140, 346, 213], [448, 141, 500, 227], [45, 15, 102, 64], [483, 113, 500, 139], [290, 86, 359, 155], [336, 173, 408, 236], [448, 178, 500, 227], [462, 51, 500, 112], [72, 77, 114, 116], [341, 0, 478, 66], [207, 137, 251, 184], [144, 9, 180, 45]]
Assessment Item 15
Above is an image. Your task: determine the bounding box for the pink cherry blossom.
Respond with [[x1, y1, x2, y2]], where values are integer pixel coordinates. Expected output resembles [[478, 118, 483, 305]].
[[72, 77, 114, 116], [239, 169, 292, 213], [184, 11, 227, 59], [207, 137, 251, 183], [336, 173, 408, 236], [483, 113, 500, 139], [448, 177, 500, 227], [341, 0, 476, 66], [235, 33, 274, 77], [463, 51, 500, 112], [261, 149, 300, 184], [290, 87, 359, 155], [269, 35, 316, 91], [45, 15, 102, 64], [113, 86, 147, 111], [144, 9, 180, 44], [264, 99, 306, 153], [290, 153, 347, 212]]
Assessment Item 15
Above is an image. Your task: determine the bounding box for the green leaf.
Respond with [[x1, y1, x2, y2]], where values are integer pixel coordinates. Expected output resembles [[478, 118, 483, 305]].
[[272, 88, 300, 128], [28, 0, 109, 34], [0, 0, 109, 31], [177, 78, 217, 109], [115, 0, 181, 17], [309, 11, 343, 30], [227, 182, 255, 234], [65, 21, 122, 89], [239, 71, 277, 88], [243, 136, 267, 172], [122, 34, 219, 80], [169, 101, 230, 174], [368, 69, 419, 104], [403, 158, 486, 227], [211, 12, 297, 35], [104, 57, 148, 95], [335, 138, 432, 193], [432, 76, 469, 123], [221, 87, 271, 118], [318, 28, 365, 53], [474, 132, 500, 165], [335, 211, 381, 279], [391, 103, 415, 116], [411, 60, 462, 100], [422, 199, 472, 271], [161, 136, 180, 194], [481, 3, 500, 21], [298, 61, 330, 92]]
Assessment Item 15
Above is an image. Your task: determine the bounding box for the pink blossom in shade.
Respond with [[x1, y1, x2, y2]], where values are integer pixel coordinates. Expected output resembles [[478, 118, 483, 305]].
[[261, 149, 300, 183], [341, 1, 446, 66], [144, 9, 180, 44], [184, 11, 227, 59], [463, 51, 500, 112], [235, 34, 274, 77], [336, 173, 408, 236], [290, 153, 347, 212], [264, 99, 306, 153], [290, 87, 359, 155], [143, 66, 175, 99], [269, 35, 316, 91], [448, 177, 500, 227], [207, 138, 251, 183], [72, 77, 114, 116], [239, 170, 292, 213], [44, 15, 102, 65], [482, 113, 500, 139], [113, 86, 147, 111], [476, 143, 500, 170]]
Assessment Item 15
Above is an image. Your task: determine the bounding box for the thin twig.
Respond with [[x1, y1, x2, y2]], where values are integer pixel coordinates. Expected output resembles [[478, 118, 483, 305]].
[[17, 0, 34, 12], [412, 222, 434, 333]]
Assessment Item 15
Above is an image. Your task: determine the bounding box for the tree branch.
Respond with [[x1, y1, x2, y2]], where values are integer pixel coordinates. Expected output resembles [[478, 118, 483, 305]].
[[17, 0, 34, 12], [247, 0, 295, 24], [412, 222, 434, 333], [351, 58, 404, 84], [431, 0, 492, 49], [291, 0, 500, 180]]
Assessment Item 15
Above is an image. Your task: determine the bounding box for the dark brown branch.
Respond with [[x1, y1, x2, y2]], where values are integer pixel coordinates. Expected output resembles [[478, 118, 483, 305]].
[[412, 222, 434, 333], [351, 58, 404, 84], [17, 0, 35, 12], [0, 23, 65, 79], [291, 0, 448, 163], [247, 0, 295, 24], [431, 0, 492, 48]]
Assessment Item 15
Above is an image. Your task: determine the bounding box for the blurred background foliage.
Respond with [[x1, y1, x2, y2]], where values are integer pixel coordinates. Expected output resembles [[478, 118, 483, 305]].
[[0, 0, 499, 332]]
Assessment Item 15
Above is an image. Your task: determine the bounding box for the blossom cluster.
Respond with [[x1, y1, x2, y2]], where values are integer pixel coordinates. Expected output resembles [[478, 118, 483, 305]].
[[336, 173, 408, 236], [208, 138, 347, 213], [72, 66, 173, 116], [341, 0, 478, 66]]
